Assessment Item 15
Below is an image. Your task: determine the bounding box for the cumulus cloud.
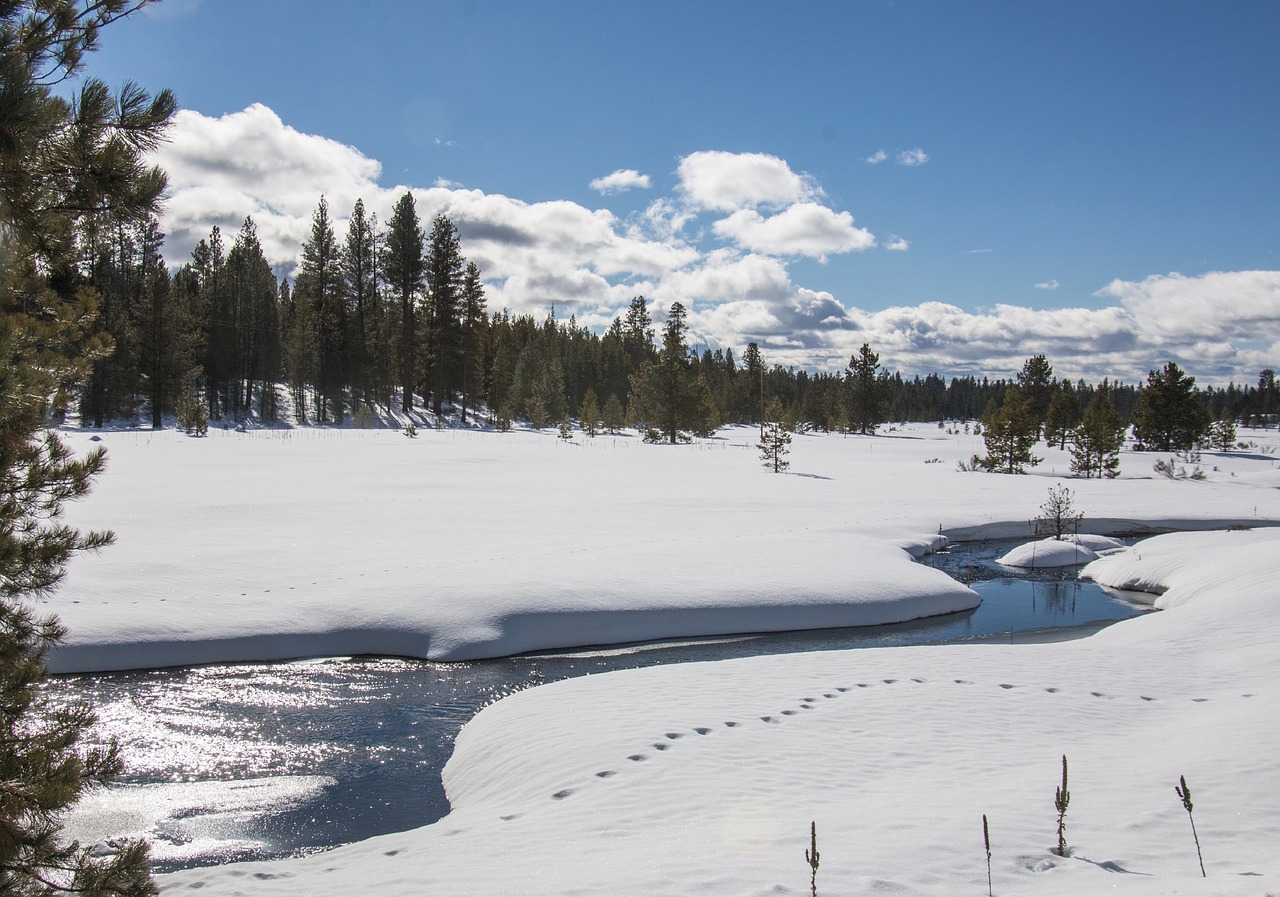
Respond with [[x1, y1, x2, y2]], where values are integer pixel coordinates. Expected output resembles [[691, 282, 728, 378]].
[[150, 105, 1277, 384], [865, 149, 888, 164], [896, 148, 929, 166], [589, 169, 652, 194], [711, 203, 875, 260], [676, 150, 821, 211], [1035, 279, 1059, 290], [1096, 270, 1280, 343]]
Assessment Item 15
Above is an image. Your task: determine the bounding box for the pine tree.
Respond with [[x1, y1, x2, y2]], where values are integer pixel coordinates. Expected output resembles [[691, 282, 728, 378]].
[[1131, 362, 1211, 452], [2, 2, 168, 892], [979, 388, 1041, 474], [224, 217, 280, 420], [621, 295, 655, 372], [295, 197, 344, 423], [423, 214, 464, 415], [1208, 417, 1236, 452], [579, 388, 601, 437], [628, 302, 716, 443], [846, 342, 885, 435], [758, 398, 792, 473], [381, 192, 425, 414], [1016, 354, 1055, 432], [340, 198, 379, 407], [601, 393, 625, 434], [1043, 383, 1081, 449], [1070, 384, 1125, 478], [458, 261, 487, 424]]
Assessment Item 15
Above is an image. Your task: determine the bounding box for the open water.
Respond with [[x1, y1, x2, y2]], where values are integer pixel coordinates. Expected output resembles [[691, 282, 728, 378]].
[[54, 539, 1150, 871]]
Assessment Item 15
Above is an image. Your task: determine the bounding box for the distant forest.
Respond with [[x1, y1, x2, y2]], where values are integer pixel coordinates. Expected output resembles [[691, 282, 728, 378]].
[[76, 195, 1279, 434]]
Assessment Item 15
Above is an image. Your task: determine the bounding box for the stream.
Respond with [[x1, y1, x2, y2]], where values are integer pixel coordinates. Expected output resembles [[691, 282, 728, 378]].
[[55, 540, 1151, 871]]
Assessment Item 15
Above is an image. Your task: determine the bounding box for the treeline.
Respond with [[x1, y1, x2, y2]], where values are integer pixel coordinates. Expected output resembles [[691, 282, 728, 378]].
[[73, 195, 1280, 434]]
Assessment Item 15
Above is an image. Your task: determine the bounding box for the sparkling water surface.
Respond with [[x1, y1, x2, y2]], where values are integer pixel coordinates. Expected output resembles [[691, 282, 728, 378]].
[[55, 539, 1150, 871]]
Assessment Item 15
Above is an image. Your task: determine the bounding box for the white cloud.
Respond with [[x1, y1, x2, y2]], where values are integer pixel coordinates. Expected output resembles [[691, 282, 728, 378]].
[[896, 148, 929, 166], [1035, 279, 1060, 290], [711, 203, 875, 260], [1096, 270, 1280, 343], [676, 150, 821, 211], [150, 105, 1278, 385], [589, 169, 652, 195], [434, 177, 463, 189], [884, 237, 910, 252], [865, 149, 888, 164]]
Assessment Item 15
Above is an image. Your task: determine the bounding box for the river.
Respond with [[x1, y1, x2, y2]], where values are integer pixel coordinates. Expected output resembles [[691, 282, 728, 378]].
[[55, 540, 1149, 871]]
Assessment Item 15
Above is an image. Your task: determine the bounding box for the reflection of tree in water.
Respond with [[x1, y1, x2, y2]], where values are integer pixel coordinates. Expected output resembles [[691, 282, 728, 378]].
[[1032, 580, 1080, 617]]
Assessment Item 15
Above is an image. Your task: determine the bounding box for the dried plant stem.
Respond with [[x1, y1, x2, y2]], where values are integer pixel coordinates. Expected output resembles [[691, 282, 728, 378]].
[[1176, 775, 1205, 877]]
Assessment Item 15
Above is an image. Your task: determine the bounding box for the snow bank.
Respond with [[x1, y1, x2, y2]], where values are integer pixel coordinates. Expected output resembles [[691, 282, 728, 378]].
[[50, 424, 1280, 673], [997, 535, 1124, 568], [158, 527, 1280, 897]]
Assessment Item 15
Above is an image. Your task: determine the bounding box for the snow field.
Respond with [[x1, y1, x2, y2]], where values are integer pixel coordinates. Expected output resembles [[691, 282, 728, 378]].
[[51, 423, 1280, 672], [40, 421, 1280, 895], [157, 527, 1280, 896]]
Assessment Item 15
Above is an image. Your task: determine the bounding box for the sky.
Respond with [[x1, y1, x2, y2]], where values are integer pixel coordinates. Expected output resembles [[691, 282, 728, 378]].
[[78, 0, 1280, 384]]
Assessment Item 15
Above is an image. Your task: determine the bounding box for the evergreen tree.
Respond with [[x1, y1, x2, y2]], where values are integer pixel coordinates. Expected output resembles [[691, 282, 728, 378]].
[[1017, 354, 1055, 431], [621, 295, 655, 371], [1131, 362, 1211, 451], [628, 302, 716, 443], [978, 387, 1041, 473], [133, 217, 195, 429], [458, 261, 486, 423], [2, 2, 168, 892], [340, 198, 379, 406], [224, 217, 280, 420], [758, 397, 792, 473], [579, 388, 601, 437], [740, 341, 765, 429], [423, 214, 464, 415], [1208, 417, 1237, 452], [381, 192, 424, 413], [1043, 382, 1081, 449], [846, 342, 885, 435], [1257, 369, 1277, 423], [1070, 385, 1125, 478], [295, 197, 344, 422], [601, 393, 625, 434]]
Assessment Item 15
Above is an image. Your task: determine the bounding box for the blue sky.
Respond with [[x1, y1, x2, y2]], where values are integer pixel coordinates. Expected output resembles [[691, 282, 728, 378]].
[[84, 0, 1280, 382]]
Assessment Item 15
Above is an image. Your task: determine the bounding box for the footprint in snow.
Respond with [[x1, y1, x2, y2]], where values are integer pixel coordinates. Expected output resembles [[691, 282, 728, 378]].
[[595, 770, 616, 778], [694, 727, 711, 735], [551, 789, 574, 800]]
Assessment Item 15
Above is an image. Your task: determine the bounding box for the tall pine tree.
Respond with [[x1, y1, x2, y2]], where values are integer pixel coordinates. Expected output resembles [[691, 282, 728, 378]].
[[381, 192, 424, 414], [423, 214, 464, 416], [295, 197, 344, 423], [2, 2, 171, 892]]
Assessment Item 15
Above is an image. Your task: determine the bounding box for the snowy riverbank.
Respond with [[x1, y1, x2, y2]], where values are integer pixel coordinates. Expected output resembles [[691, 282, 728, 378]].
[[44, 421, 1280, 894], [51, 422, 1280, 673], [153, 526, 1280, 896]]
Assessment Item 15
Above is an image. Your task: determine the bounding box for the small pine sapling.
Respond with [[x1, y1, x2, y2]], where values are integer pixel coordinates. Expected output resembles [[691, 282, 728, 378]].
[[403, 421, 418, 438], [804, 820, 820, 897], [1054, 754, 1071, 856], [1175, 775, 1205, 877], [983, 814, 992, 897]]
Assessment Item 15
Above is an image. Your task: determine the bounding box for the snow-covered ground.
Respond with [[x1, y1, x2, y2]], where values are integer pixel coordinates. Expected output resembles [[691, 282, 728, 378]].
[[46, 421, 1280, 895]]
